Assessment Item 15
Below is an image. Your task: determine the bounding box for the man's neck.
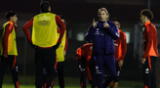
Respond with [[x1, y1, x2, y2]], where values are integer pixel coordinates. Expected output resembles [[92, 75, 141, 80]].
[[144, 20, 151, 25], [99, 19, 108, 22], [8, 20, 14, 23]]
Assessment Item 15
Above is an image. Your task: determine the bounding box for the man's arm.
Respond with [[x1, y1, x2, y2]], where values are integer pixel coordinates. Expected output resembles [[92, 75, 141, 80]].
[[104, 22, 119, 40], [121, 32, 127, 60], [56, 16, 66, 44], [143, 26, 152, 58], [141, 26, 152, 64], [23, 18, 33, 43]]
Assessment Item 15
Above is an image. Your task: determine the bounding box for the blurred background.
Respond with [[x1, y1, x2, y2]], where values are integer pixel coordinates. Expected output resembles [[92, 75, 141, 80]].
[[0, 0, 160, 88]]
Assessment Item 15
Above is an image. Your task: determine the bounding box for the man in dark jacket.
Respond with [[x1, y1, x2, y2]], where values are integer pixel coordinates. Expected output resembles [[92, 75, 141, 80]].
[[85, 8, 119, 88]]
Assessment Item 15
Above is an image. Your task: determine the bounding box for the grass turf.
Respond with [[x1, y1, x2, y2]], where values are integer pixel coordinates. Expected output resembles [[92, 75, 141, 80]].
[[1, 75, 143, 88], [2, 84, 143, 88], [2, 85, 79, 88], [2, 81, 143, 88]]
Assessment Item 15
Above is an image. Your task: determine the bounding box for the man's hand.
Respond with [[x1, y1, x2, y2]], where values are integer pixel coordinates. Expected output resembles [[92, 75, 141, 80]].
[[104, 22, 110, 28], [52, 42, 60, 50], [92, 18, 97, 28], [79, 64, 85, 72], [15, 23, 18, 28], [118, 60, 124, 68], [141, 58, 146, 64]]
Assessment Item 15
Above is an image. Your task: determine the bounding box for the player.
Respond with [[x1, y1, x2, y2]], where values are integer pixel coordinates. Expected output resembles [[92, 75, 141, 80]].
[[76, 43, 94, 88], [55, 18, 67, 88], [23, 1, 66, 88], [140, 9, 159, 88], [111, 20, 127, 88], [0, 11, 20, 88]]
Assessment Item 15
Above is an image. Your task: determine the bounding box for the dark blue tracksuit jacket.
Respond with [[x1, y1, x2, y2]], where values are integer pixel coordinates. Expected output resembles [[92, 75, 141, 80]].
[[85, 21, 119, 55], [85, 21, 119, 88]]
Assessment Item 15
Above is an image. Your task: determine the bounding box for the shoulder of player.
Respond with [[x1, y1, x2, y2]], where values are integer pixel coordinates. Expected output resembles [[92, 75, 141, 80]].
[[6, 21, 14, 28], [145, 23, 156, 32], [83, 43, 93, 47], [2, 21, 14, 32], [121, 31, 126, 36], [34, 12, 57, 17]]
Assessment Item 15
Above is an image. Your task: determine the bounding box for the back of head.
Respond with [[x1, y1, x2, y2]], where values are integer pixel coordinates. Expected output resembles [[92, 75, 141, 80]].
[[140, 9, 154, 20], [5, 11, 16, 20], [112, 18, 121, 29], [40, 0, 51, 13]]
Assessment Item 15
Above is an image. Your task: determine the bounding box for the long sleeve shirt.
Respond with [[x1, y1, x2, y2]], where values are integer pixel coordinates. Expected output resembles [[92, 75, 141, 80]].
[[23, 15, 66, 46]]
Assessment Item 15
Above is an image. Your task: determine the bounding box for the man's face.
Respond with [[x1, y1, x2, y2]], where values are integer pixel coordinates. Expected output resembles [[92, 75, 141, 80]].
[[11, 15, 18, 23], [140, 15, 146, 23], [97, 10, 109, 21], [114, 21, 121, 29]]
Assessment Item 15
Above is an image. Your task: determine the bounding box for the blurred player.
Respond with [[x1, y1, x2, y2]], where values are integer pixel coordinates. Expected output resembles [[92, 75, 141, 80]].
[[23, 1, 65, 88], [55, 18, 67, 88], [76, 43, 94, 88], [85, 8, 119, 88], [42, 18, 67, 88], [111, 20, 127, 88], [0, 11, 20, 88], [140, 9, 159, 88]]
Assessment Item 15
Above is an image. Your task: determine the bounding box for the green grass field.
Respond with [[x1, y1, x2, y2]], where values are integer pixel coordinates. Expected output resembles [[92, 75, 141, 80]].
[[1, 75, 143, 88], [2, 81, 143, 88], [2, 83, 143, 88], [2, 85, 79, 88]]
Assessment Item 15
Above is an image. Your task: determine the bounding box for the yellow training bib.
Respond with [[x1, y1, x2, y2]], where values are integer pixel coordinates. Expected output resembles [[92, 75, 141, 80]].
[[32, 12, 58, 47], [56, 31, 67, 62], [0, 21, 18, 56]]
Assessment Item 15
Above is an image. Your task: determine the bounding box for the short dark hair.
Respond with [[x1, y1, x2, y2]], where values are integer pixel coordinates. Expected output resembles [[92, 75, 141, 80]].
[[40, 1, 51, 12], [5, 11, 16, 20], [140, 9, 154, 20]]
